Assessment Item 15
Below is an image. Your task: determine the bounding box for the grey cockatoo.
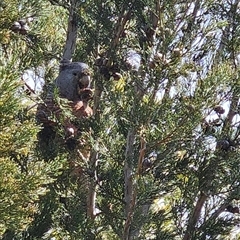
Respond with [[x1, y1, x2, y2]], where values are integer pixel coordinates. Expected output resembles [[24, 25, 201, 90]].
[[55, 61, 91, 101]]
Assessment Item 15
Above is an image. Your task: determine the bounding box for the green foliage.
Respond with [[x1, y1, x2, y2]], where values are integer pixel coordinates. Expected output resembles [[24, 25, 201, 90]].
[[0, 61, 66, 236], [0, 0, 66, 70], [1, 0, 240, 239], [0, 0, 67, 236]]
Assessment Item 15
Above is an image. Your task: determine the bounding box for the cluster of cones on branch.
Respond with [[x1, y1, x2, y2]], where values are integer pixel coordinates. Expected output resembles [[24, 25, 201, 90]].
[[226, 205, 240, 214], [11, 18, 33, 35], [71, 88, 93, 118]]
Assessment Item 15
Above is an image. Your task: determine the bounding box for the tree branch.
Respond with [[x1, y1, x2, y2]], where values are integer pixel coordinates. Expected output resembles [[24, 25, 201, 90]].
[[62, 0, 80, 61], [87, 150, 98, 219], [123, 128, 136, 240], [183, 191, 207, 240]]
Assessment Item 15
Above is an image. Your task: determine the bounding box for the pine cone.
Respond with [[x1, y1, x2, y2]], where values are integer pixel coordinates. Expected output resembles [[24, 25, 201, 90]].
[[70, 100, 93, 118]]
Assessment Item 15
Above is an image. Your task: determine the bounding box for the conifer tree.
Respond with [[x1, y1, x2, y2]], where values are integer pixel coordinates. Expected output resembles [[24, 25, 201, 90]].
[[1, 0, 240, 239]]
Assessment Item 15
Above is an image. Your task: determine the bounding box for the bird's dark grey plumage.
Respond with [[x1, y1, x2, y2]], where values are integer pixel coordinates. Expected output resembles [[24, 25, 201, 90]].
[[55, 62, 91, 101]]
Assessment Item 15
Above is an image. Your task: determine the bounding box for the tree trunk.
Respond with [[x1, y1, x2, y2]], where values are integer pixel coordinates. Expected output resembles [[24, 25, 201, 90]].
[[183, 192, 207, 240], [87, 150, 98, 219], [62, 0, 80, 61], [123, 128, 136, 240]]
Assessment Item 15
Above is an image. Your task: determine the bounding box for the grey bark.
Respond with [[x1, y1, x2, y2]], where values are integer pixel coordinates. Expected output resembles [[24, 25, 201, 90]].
[[183, 192, 207, 240], [123, 128, 136, 240], [62, 0, 80, 61], [87, 150, 98, 219]]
